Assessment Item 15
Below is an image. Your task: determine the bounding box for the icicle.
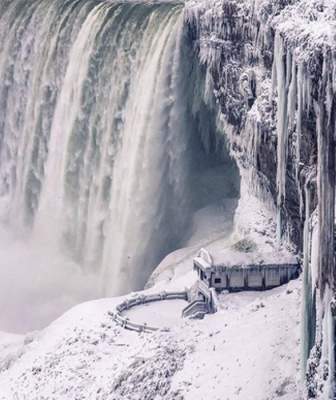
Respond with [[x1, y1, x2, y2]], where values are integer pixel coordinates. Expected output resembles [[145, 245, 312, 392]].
[[287, 54, 297, 130], [274, 32, 290, 242], [301, 171, 317, 376], [296, 63, 304, 218], [316, 52, 335, 297]]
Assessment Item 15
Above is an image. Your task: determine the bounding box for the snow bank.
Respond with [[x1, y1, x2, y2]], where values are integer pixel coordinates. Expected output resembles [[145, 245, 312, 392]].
[[0, 277, 303, 400]]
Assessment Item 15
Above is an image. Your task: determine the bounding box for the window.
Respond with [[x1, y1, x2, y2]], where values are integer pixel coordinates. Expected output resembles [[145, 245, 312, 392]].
[[214, 278, 221, 284]]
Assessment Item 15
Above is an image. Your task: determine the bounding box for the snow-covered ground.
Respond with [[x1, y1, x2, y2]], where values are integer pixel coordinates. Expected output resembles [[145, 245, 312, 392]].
[[125, 299, 187, 328], [0, 269, 302, 400], [0, 190, 302, 399]]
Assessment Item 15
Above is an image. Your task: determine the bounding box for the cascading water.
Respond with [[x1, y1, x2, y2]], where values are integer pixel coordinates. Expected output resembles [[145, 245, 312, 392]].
[[0, 0, 239, 330]]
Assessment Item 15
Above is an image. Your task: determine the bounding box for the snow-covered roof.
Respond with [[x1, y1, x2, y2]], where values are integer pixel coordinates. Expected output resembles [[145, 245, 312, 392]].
[[195, 247, 298, 270]]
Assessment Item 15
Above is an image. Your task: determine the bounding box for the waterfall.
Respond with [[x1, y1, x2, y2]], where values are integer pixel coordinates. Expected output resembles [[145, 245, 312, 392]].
[[0, 0, 239, 303]]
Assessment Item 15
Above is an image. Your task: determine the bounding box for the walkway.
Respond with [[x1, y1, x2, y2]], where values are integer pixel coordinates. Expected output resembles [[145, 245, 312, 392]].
[[108, 291, 188, 333]]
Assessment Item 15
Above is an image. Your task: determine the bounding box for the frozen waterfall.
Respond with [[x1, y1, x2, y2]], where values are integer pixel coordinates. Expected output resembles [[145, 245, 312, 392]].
[[0, 0, 239, 329]]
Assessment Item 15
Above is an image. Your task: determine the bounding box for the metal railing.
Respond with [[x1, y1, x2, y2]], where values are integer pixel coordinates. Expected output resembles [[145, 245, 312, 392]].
[[109, 291, 188, 333]]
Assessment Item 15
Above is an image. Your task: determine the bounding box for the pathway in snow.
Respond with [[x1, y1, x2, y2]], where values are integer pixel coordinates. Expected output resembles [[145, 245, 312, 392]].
[[0, 278, 302, 400], [125, 299, 187, 328]]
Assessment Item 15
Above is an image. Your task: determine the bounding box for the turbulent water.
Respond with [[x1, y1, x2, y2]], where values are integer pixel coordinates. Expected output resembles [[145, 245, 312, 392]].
[[0, 0, 239, 329]]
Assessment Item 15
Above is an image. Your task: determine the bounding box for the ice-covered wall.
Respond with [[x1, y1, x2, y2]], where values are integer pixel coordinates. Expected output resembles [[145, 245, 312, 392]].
[[185, 0, 336, 397]]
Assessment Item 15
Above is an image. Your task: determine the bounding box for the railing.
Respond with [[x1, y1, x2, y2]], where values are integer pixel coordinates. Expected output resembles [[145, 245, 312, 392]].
[[109, 291, 188, 333], [197, 279, 212, 298]]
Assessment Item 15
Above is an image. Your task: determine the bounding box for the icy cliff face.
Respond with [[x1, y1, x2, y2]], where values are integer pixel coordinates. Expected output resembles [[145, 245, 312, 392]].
[[185, 0, 335, 396]]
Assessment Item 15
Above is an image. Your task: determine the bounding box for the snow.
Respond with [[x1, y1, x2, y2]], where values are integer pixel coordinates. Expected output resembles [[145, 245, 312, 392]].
[[0, 146, 303, 399], [125, 300, 187, 328], [0, 333, 23, 372], [0, 183, 302, 398], [145, 201, 238, 289], [211, 247, 297, 267], [186, 199, 237, 247], [0, 276, 303, 399], [271, 0, 336, 60], [171, 280, 302, 400]]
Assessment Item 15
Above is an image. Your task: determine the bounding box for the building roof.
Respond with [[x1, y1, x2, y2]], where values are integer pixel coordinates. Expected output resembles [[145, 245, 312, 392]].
[[194, 247, 299, 273]]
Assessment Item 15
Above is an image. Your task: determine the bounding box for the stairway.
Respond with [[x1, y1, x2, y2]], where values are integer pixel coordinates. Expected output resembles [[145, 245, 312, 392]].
[[182, 300, 209, 319]]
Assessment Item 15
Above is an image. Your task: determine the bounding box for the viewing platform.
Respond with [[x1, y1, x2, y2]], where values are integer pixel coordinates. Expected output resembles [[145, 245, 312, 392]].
[[182, 247, 301, 319], [109, 244, 301, 329], [193, 248, 300, 292]]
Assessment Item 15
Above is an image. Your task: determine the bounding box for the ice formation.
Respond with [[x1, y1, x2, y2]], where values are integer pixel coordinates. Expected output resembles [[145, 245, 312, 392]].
[[185, 0, 336, 396]]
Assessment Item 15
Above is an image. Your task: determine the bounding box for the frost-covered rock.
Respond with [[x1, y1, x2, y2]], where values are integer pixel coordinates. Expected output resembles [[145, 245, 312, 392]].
[[185, 0, 335, 396]]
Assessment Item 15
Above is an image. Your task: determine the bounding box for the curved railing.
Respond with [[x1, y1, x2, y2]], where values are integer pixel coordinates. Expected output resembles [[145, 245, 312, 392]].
[[108, 291, 188, 333]]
